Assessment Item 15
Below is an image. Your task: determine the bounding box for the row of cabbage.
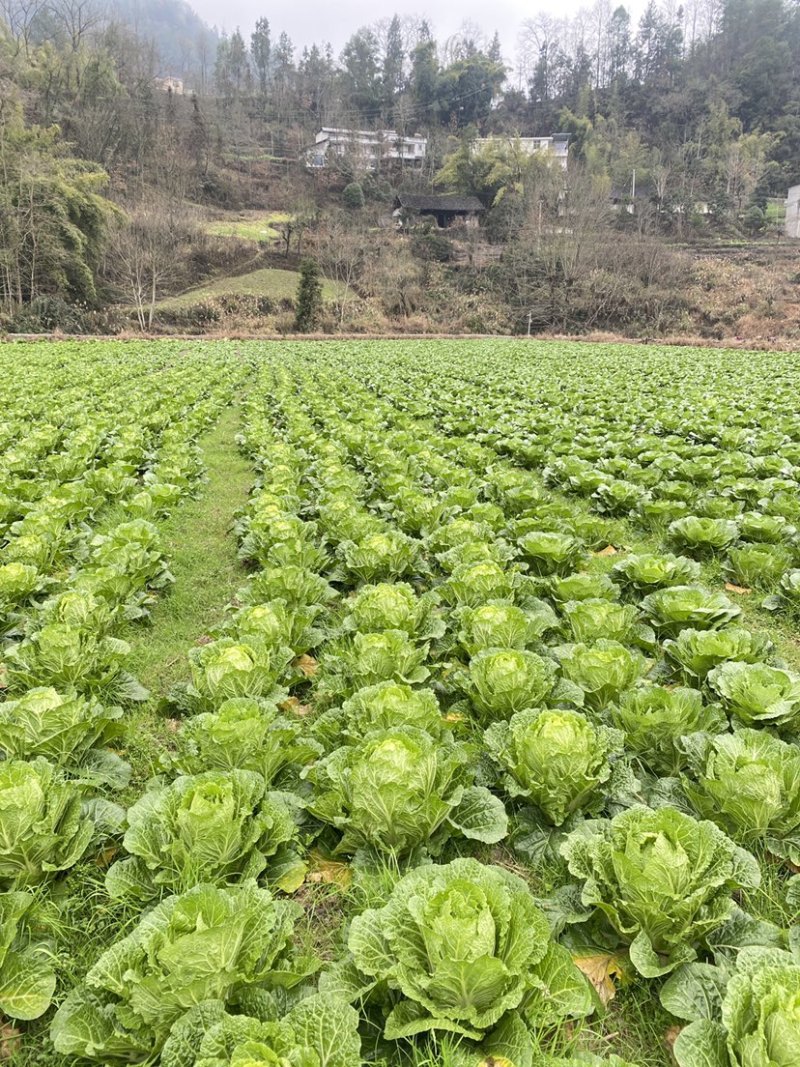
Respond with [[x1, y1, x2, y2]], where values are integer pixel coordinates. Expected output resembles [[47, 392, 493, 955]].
[[0, 343, 246, 1027]]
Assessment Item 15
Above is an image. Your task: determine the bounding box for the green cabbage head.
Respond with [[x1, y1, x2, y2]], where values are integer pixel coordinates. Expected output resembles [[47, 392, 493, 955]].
[[641, 586, 741, 637], [0, 757, 94, 888], [467, 648, 558, 721], [664, 627, 774, 682], [681, 729, 800, 864], [314, 681, 445, 750], [485, 708, 624, 825], [169, 698, 320, 784], [708, 661, 800, 732], [324, 857, 592, 1040], [610, 686, 726, 776], [159, 994, 361, 1067], [669, 948, 800, 1067], [50, 882, 315, 1063], [188, 638, 292, 705], [557, 640, 646, 709], [341, 582, 442, 640], [562, 806, 760, 977], [304, 727, 507, 856], [106, 771, 305, 900]]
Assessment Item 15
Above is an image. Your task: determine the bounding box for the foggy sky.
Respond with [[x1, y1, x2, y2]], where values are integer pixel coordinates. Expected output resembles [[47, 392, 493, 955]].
[[187, 0, 568, 61]]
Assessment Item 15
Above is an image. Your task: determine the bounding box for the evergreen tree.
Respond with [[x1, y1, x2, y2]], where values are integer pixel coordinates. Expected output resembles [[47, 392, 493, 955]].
[[294, 259, 323, 332], [251, 17, 271, 99]]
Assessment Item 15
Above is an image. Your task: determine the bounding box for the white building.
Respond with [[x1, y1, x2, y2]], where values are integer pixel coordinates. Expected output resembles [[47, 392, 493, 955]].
[[154, 76, 184, 95], [786, 185, 800, 238], [472, 133, 570, 169], [306, 128, 427, 170]]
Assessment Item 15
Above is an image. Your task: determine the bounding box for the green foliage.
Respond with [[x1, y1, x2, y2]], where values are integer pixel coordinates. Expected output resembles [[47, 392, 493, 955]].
[[342, 182, 365, 209], [0, 103, 117, 313], [294, 259, 323, 332]]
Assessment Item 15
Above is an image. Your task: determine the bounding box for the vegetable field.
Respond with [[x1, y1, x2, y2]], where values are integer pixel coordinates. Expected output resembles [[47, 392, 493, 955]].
[[3, 339, 800, 1067]]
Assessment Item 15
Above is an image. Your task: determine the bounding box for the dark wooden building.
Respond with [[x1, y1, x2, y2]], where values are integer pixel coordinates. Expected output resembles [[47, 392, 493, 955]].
[[394, 193, 485, 228]]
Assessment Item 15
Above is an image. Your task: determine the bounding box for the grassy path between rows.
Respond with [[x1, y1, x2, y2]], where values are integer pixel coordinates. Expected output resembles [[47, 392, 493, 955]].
[[120, 402, 253, 789]]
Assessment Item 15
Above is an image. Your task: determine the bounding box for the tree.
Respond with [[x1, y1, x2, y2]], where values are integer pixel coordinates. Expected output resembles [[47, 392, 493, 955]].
[[382, 14, 405, 113], [340, 27, 383, 118], [250, 17, 271, 99], [317, 214, 364, 325], [410, 31, 438, 112], [294, 258, 323, 331], [435, 53, 506, 127], [107, 191, 194, 330], [0, 98, 115, 312]]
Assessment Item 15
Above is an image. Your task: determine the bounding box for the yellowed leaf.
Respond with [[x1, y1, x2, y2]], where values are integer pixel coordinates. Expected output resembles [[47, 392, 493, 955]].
[[444, 712, 465, 723], [593, 545, 619, 557], [725, 582, 752, 595], [294, 654, 319, 678], [664, 1026, 682, 1053], [573, 951, 628, 1006], [94, 845, 119, 869], [279, 696, 312, 718], [0, 1024, 21, 1061], [306, 849, 351, 887], [478, 1058, 514, 1067]]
